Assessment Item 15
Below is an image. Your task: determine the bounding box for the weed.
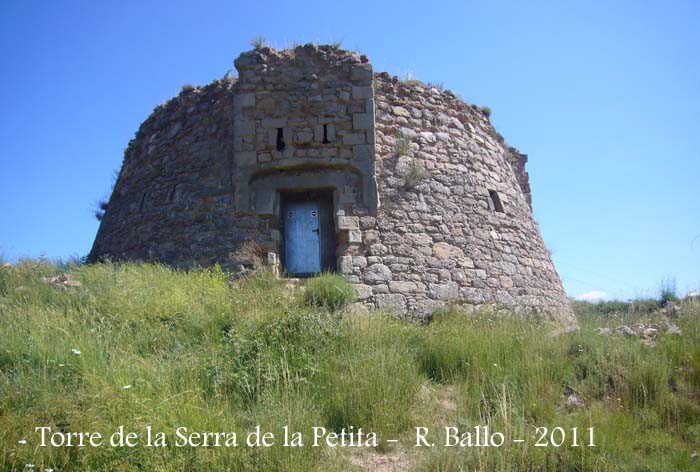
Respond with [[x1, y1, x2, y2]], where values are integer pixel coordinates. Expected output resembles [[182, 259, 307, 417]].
[[302, 272, 355, 311], [481, 106, 492, 118], [402, 161, 430, 189], [231, 239, 266, 269], [401, 71, 423, 86], [94, 199, 109, 221], [659, 277, 678, 305], [250, 35, 267, 50], [427, 82, 444, 91], [394, 136, 412, 156]]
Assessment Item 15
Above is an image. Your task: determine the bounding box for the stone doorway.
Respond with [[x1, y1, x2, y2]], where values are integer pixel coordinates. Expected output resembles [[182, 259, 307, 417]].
[[280, 190, 336, 277]]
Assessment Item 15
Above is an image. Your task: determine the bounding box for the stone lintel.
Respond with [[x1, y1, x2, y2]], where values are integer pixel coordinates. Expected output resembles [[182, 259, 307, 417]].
[[337, 216, 360, 230], [353, 113, 374, 130]]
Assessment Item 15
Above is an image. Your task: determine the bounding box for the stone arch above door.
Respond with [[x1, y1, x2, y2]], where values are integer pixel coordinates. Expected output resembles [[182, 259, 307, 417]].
[[237, 160, 377, 216]]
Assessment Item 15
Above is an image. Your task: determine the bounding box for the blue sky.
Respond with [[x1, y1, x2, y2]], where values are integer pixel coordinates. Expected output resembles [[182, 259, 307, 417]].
[[1, 0, 698, 300]]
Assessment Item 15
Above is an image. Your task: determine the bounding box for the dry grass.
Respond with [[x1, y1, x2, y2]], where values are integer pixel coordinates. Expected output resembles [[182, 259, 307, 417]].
[[231, 239, 267, 268]]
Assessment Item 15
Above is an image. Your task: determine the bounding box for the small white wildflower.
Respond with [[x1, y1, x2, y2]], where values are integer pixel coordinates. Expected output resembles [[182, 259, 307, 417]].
[[45, 469, 54, 472], [18, 439, 27, 445], [70, 349, 81, 355], [493, 363, 498, 367], [58, 364, 65, 367], [25, 464, 35, 470], [123, 385, 132, 390]]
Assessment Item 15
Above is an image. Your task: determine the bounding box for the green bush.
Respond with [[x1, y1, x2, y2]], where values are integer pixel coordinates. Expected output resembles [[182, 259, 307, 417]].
[[659, 277, 679, 305], [302, 273, 355, 311]]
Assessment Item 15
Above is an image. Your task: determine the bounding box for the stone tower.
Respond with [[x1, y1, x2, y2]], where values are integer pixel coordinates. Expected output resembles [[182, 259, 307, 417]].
[[90, 44, 576, 330]]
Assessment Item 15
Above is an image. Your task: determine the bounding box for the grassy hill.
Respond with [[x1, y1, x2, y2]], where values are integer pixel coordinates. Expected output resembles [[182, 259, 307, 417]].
[[1, 261, 699, 471]]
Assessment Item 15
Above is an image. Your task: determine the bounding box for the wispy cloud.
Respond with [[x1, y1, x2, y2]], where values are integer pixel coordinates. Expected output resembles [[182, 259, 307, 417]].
[[576, 290, 607, 302]]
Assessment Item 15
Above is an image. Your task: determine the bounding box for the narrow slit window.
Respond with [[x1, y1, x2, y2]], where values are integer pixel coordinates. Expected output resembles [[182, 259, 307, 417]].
[[322, 124, 329, 144], [489, 190, 505, 213], [276, 128, 286, 151]]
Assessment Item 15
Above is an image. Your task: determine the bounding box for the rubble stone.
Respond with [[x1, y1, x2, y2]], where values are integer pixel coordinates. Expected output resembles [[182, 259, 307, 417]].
[[89, 44, 575, 330]]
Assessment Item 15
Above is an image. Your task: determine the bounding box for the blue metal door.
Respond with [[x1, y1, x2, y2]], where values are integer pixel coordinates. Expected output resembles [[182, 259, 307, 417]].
[[284, 200, 321, 275]]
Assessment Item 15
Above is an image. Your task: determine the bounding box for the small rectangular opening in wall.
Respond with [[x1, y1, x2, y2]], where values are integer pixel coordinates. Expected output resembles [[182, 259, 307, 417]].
[[276, 128, 286, 151], [489, 190, 505, 213]]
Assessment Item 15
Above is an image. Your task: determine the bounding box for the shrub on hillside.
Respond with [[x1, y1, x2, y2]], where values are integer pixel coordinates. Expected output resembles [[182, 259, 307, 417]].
[[302, 273, 355, 311], [572, 298, 661, 319], [659, 277, 679, 305]]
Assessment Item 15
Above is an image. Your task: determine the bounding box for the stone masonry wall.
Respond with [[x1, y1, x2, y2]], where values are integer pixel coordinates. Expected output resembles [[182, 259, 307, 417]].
[[337, 73, 575, 330], [90, 45, 575, 331], [90, 79, 257, 266], [508, 148, 532, 208], [228, 45, 380, 266], [232, 45, 378, 219]]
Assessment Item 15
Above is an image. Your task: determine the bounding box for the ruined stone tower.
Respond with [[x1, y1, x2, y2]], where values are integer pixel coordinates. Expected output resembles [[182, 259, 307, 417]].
[[90, 44, 576, 330]]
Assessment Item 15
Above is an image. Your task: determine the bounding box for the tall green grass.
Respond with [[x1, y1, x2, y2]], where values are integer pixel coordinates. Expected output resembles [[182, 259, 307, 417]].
[[1, 261, 699, 470], [412, 305, 700, 470], [301, 272, 355, 312]]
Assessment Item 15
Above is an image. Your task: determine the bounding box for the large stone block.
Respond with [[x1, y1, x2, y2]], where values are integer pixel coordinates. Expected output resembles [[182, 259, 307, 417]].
[[350, 64, 373, 82], [363, 264, 392, 284], [369, 243, 389, 256], [262, 117, 287, 128], [353, 284, 373, 301], [353, 113, 374, 130], [348, 229, 362, 244], [353, 256, 368, 268], [254, 191, 275, 215], [432, 242, 464, 260], [352, 144, 374, 162], [234, 93, 255, 108], [352, 86, 373, 99], [343, 133, 365, 145], [294, 131, 313, 144], [389, 281, 425, 295], [375, 294, 407, 315], [235, 151, 257, 166], [429, 282, 460, 300], [337, 216, 360, 230], [339, 256, 354, 274], [234, 120, 255, 136], [392, 106, 411, 118]]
